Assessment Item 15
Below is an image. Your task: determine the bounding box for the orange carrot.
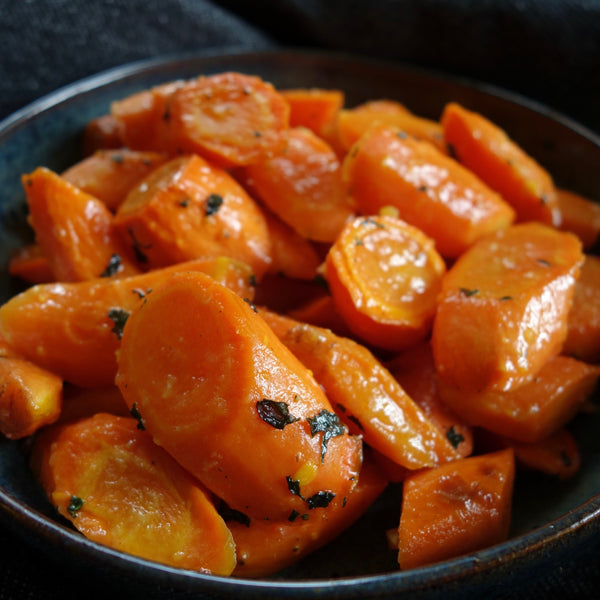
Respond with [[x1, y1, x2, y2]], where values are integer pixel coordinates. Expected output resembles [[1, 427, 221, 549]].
[[0, 356, 62, 439], [115, 271, 363, 521], [564, 254, 600, 363], [342, 123, 515, 258], [397, 448, 515, 569], [31, 413, 236, 575], [243, 127, 354, 243], [432, 223, 583, 392], [336, 99, 447, 153], [259, 308, 461, 469], [325, 215, 446, 351], [229, 455, 388, 578], [386, 341, 474, 458], [62, 149, 168, 212], [556, 188, 600, 250], [82, 114, 124, 155], [8, 244, 54, 284], [23, 167, 140, 281], [437, 355, 600, 443], [287, 293, 353, 337], [0, 257, 256, 387], [441, 102, 560, 226], [113, 154, 272, 279]]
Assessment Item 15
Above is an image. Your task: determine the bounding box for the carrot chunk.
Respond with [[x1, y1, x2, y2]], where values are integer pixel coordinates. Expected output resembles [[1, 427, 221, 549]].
[[343, 123, 515, 257], [115, 271, 362, 521], [281, 88, 345, 139], [82, 114, 123, 155], [432, 223, 583, 392], [556, 188, 600, 250], [23, 167, 140, 281], [397, 448, 515, 570], [31, 413, 236, 575], [243, 127, 354, 243], [441, 102, 560, 226], [325, 215, 446, 351], [114, 154, 272, 278]]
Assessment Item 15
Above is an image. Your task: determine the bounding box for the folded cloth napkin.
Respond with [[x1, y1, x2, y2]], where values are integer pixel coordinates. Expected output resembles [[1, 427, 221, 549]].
[[0, 1, 599, 599]]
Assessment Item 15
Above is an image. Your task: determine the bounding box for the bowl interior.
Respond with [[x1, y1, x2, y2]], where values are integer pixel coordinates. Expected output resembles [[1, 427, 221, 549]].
[[0, 49, 599, 597]]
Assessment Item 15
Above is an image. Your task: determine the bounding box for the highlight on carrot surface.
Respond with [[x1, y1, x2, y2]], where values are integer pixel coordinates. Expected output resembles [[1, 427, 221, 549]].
[[114, 154, 273, 278], [556, 188, 600, 250], [441, 102, 561, 226], [397, 448, 515, 570], [342, 123, 515, 258], [116, 270, 363, 522], [325, 215, 446, 352], [31, 413, 237, 575], [432, 222, 583, 393], [242, 126, 354, 243], [0, 257, 256, 387]]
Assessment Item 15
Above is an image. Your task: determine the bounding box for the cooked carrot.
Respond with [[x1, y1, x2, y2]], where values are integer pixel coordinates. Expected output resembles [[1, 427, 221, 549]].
[[386, 341, 474, 458], [556, 188, 600, 250], [397, 448, 515, 570], [58, 385, 130, 423], [62, 149, 168, 212], [8, 243, 54, 284], [31, 413, 236, 575], [281, 88, 345, 139], [243, 127, 354, 243], [325, 215, 446, 351], [259, 308, 461, 469], [336, 99, 447, 153], [432, 223, 583, 392], [437, 355, 600, 443], [0, 257, 256, 387], [113, 154, 272, 279], [564, 254, 600, 363], [229, 455, 388, 578], [82, 114, 123, 155], [343, 123, 515, 258], [441, 102, 560, 226], [23, 167, 140, 281], [0, 356, 62, 439], [115, 271, 362, 521], [287, 293, 353, 337], [263, 208, 321, 280]]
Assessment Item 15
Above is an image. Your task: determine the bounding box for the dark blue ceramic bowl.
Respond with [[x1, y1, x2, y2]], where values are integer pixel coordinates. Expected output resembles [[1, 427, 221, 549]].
[[1, 50, 599, 599]]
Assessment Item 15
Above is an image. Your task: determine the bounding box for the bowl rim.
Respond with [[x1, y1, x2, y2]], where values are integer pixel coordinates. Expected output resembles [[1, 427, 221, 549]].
[[1, 47, 599, 597]]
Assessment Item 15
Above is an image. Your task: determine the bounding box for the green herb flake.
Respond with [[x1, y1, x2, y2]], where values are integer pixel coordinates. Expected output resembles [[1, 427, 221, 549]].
[[537, 259, 551, 267], [107, 308, 130, 340], [110, 153, 124, 164], [248, 274, 257, 287], [205, 193, 224, 216], [178, 197, 190, 208], [288, 509, 300, 522], [459, 287, 479, 297], [253, 131, 262, 138], [306, 491, 335, 510], [418, 185, 428, 193], [396, 131, 408, 140], [286, 476, 303, 498], [244, 298, 258, 313], [100, 253, 123, 278], [127, 228, 151, 264], [307, 409, 346, 463], [446, 425, 465, 449], [130, 402, 145, 430], [499, 295, 513, 301], [67, 495, 84, 518], [256, 399, 300, 430]]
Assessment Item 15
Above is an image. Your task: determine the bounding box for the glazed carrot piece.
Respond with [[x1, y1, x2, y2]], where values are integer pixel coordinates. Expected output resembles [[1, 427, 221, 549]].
[[397, 448, 515, 570], [336, 99, 447, 153], [8, 244, 54, 284], [263, 208, 321, 280], [113, 154, 272, 279], [229, 455, 388, 578], [564, 254, 600, 363], [31, 413, 236, 575], [0, 356, 62, 439], [116, 271, 362, 521], [58, 385, 130, 423], [243, 127, 354, 243], [437, 355, 600, 443], [432, 223, 583, 392], [259, 308, 461, 469], [441, 102, 560, 226], [386, 341, 474, 458], [325, 215, 446, 351], [82, 114, 123, 155], [343, 123, 515, 258], [556, 188, 600, 249], [62, 149, 169, 212], [281, 88, 345, 139], [168, 72, 290, 167], [23, 167, 140, 281], [0, 257, 256, 387]]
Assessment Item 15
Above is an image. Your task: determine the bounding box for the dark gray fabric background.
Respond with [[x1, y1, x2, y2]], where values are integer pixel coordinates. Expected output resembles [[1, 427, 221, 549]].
[[1, 1, 599, 598]]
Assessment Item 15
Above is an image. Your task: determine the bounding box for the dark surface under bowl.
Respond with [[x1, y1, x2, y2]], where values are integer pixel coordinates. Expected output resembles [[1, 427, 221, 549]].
[[0, 49, 599, 599]]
